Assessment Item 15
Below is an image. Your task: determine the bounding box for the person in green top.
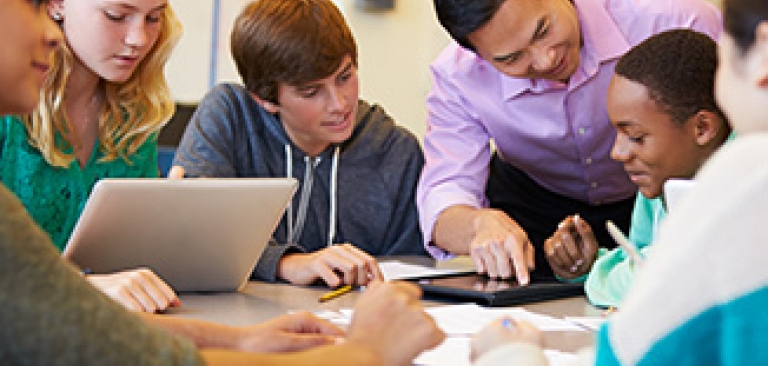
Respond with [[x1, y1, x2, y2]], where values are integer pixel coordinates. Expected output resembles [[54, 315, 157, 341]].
[[542, 29, 732, 307], [0, 0, 182, 313]]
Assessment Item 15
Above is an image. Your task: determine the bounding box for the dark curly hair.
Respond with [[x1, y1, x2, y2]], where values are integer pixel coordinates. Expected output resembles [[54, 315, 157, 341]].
[[615, 29, 726, 126], [433, 0, 506, 51]]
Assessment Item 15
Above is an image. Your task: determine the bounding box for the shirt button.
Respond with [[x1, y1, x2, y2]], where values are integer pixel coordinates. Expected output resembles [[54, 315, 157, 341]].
[[578, 127, 586, 135], [584, 158, 592, 165], [591, 182, 599, 189]]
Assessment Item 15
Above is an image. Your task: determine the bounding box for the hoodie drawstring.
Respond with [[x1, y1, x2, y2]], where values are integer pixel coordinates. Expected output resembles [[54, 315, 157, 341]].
[[328, 146, 339, 247], [284, 144, 339, 247], [285, 145, 294, 243]]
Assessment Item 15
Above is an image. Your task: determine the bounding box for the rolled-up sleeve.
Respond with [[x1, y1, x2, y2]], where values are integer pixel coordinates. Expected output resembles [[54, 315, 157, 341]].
[[417, 55, 493, 259]]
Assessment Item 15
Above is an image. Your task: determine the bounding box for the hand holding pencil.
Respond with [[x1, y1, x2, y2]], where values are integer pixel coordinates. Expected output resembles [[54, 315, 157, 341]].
[[544, 214, 599, 279], [278, 244, 383, 287]]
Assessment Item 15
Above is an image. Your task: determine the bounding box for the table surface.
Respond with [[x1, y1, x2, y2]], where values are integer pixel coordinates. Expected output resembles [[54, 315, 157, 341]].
[[171, 257, 600, 353]]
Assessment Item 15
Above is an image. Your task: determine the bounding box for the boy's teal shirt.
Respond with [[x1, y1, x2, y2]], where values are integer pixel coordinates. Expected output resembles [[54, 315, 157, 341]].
[[0, 115, 159, 251], [584, 132, 735, 308], [585, 192, 665, 308]]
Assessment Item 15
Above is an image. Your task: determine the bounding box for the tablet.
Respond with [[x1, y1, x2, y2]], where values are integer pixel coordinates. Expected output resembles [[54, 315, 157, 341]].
[[412, 273, 584, 307], [63, 178, 297, 292]]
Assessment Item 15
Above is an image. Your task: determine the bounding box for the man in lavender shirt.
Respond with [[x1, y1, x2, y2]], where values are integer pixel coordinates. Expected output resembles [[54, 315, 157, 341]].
[[418, 0, 722, 284]]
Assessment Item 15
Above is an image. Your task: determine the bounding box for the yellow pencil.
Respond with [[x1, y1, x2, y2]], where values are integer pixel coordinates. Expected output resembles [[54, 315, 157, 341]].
[[318, 285, 353, 303]]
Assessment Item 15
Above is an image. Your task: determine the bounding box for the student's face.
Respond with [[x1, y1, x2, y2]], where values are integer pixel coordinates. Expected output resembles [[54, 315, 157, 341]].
[[608, 76, 705, 199], [262, 56, 360, 157], [0, 0, 61, 115], [466, 0, 581, 82], [716, 31, 768, 135], [50, 0, 166, 83]]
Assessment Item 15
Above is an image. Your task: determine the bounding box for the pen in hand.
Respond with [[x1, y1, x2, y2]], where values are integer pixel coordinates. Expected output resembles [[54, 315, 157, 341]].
[[605, 220, 644, 266], [318, 285, 353, 303]]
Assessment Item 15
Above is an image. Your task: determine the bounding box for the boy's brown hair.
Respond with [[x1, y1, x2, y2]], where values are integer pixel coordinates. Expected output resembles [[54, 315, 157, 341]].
[[231, 0, 357, 104]]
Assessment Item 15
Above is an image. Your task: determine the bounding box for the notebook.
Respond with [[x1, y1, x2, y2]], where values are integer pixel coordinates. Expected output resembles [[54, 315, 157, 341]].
[[63, 178, 297, 292], [663, 178, 697, 212], [411, 273, 584, 307]]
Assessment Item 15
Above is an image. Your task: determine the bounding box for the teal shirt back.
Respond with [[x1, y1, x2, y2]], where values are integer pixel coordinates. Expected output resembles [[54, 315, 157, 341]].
[[0, 115, 159, 251]]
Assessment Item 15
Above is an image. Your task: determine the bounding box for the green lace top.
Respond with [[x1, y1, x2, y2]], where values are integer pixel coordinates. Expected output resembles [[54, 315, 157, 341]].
[[0, 115, 159, 251]]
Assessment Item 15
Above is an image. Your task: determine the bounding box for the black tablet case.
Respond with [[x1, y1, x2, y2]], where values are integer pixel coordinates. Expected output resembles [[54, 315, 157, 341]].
[[411, 273, 584, 307]]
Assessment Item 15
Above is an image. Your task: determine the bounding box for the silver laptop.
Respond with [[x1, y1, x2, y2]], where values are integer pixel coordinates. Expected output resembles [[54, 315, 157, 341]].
[[663, 178, 697, 212], [63, 178, 297, 292]]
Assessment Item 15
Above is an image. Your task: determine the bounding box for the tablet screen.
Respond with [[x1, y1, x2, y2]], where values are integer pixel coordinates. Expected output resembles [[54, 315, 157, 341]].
[[416, 273, 554, 293]]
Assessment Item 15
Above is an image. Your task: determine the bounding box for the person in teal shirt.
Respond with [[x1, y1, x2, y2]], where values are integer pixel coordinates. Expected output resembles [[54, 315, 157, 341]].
[[543, 29, 732, 307], [473, 2, 768, 361], [0, 0, 182, 313]]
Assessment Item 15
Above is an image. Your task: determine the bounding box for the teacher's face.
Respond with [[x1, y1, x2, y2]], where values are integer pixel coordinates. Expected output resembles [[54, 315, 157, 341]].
[[467, 0, 581, 82]]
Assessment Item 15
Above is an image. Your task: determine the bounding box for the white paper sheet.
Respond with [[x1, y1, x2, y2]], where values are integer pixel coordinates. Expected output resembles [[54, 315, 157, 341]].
[[564, 316, 606, 332], [328, 303, 585, 332], [316, 303, 586, 366], [415, 336, 579, 366], [379, 261, 473, 280], [425, 303, 584, 333]]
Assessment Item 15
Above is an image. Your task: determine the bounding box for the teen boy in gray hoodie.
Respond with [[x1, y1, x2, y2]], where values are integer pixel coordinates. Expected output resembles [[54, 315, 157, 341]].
[[172, 0, 427, 288]]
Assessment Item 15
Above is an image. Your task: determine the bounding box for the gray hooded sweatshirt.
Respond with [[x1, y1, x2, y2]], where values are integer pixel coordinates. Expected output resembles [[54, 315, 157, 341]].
[[173, 84, 427, 281]]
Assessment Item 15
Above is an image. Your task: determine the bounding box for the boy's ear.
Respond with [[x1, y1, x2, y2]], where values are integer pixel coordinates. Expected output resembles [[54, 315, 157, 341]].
[[250, 93, 279, 114], [692, 110, 723, 146], [754, 22, 768, 88]]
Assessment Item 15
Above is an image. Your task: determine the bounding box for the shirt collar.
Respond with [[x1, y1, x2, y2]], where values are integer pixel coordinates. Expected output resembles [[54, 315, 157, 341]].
[[500, 0, 630, 100]]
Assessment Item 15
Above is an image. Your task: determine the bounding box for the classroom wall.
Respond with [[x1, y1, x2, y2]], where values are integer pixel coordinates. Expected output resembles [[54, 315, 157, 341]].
[[165, 0, 450, 139], [165, 0, 723, 139]]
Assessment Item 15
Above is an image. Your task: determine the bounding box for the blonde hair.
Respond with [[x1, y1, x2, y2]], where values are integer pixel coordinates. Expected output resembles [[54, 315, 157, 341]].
[[24, 6, 182, 168]]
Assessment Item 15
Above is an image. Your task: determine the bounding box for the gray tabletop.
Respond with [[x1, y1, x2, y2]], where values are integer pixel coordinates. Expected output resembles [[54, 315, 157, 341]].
[[171, 257, 600, 353]]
